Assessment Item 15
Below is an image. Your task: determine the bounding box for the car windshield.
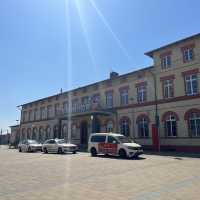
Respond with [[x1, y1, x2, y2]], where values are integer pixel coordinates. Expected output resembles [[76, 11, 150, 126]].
[[56, 139, 66, 144], [28, 140, 38, 144], [116, 136, 133, 143]]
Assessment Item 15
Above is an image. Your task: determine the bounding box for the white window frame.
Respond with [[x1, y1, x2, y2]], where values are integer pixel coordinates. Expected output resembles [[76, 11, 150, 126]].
[[183, 48, 193, 62], [163, 79, 173, 98], [165, 115, 177, 137], [120, 90, 128, 105], [189, 113, 200, 137], [185, 74, 198, 96], [138, 118, 149, 138], [137, 85, 147, 103], [161, 55, 171, 69], [106, 92, 113, 108]]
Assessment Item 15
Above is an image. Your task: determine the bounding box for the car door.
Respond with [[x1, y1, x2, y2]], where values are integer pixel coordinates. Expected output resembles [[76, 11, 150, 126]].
[[106, 136, 118, 155], [47, 140, 57, 153]]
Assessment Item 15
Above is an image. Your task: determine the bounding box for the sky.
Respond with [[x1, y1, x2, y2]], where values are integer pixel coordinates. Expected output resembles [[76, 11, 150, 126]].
[[0, 0, 200, 133]]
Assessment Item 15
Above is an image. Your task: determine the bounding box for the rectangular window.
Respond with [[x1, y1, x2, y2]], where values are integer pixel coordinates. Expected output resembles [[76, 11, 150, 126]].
[[137, 85, 147, 103], [81, 96, 89, 105], [185, 74, 198, 95], [63, 101, 68, 114], [161, 55, 171, 69], [40, 107, 46, 120], [47, 105, 53, 118], [92, 94, 100, 104], [22, 111, 27, 122], [72, 99, 79, 113], [28, 110, 33, 121], [183, 48, 194, 62], [163, 79, 174, 98], [55, 103, 60, 116], [120, 89, 128, 105], [34, 108, 39, 121], [106, 92, 113, 108]]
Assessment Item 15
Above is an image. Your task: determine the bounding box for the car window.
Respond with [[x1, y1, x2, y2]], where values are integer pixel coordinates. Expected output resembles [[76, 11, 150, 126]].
[[107, 136, 118, 144], [49, 140, 56, 144], [91, 135, 106, 143]]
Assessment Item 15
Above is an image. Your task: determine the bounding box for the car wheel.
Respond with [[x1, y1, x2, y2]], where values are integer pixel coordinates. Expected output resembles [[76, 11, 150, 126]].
[[43, 147, 48, 154], [119, 149, 127, 158], [91, 148, 97, 157], [58, 147, 63, 154], [19, 147, 22, 152], [72, 151, 77, 154]]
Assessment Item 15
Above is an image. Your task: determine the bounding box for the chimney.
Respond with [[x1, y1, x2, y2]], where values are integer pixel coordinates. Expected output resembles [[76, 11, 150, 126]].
[[110, 71, 119, 79]]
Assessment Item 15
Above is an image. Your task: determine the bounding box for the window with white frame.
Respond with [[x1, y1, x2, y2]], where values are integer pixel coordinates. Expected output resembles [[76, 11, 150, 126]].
[[71, 124, 77, 138], [34, 108, 39, 121], [161, 55, 171, 69], [47, 105, 53, 119], [63, 101, 68, 114], [185, 74, 198, 95], [183, 48, 194, 62], [40, 107, 46, 120], [106, 92, 113, 108], [163, 79, 174, 98], [164, 115, 177, 137], [23, 111, 28, 122], [55, 103, 60, 116], [138, 117, 149, 137], [120, 89, 129, 105], [137, 85, 147, 103], [28, 110, 34, 121], [46, 126, 51, 139], [188, 112, 200, 137], [120, 119, 130, 137], [106, 120, 114, 132]]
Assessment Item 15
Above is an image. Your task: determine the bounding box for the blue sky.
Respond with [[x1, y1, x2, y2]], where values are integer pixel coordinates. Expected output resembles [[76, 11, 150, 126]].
[[0, 0, 200, 132]]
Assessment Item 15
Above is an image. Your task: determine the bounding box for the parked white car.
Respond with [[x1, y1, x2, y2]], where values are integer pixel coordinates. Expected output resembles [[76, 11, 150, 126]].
[[18, 140, 42, 152], [42, 139, 78, 154], [88, 133, 143, 158]]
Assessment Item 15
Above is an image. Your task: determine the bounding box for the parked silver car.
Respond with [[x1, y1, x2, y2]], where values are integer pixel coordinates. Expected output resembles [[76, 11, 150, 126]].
[[18, 140, 42, 152], [42, 139, 78, 154]]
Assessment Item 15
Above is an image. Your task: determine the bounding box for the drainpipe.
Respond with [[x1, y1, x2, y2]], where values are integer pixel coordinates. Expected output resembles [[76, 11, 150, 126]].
[[149, 70, 160, 152]]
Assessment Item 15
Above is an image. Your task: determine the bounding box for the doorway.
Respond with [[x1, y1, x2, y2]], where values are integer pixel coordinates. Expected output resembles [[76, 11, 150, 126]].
[[80, 121, 88, 145]]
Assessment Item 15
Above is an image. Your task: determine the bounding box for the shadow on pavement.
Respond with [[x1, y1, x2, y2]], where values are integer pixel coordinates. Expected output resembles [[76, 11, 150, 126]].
[[144, 151, 200, 159]]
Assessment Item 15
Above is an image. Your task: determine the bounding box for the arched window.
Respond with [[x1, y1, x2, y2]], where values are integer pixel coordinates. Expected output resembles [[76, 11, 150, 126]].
[[185, 109, 200, 137], [62, 124, 67, 139], [27, 128, 31, 139], [162, 111, 179, 137], [71, 124, 77, 138], [106, 120, 114, 132], [32, 127, 37, 140], [39, 127, 44, 142], [137, 115, 149, 138], [53, 125, 59, 139], [46, 126, 51, 139], [120, 117, 130, 137], [21, 128, 26, 140]]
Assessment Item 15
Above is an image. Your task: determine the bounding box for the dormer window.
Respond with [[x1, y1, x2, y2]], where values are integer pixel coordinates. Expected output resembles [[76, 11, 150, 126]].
[[160, 51, 172, 69]]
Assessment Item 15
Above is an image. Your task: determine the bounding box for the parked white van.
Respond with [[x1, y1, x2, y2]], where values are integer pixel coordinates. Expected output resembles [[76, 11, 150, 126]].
[[88, 133, 143, 158]]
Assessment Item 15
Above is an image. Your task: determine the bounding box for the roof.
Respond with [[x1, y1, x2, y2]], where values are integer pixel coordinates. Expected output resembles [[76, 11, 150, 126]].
[[18, 65, 153, 107], [145, 32, 200, 57]]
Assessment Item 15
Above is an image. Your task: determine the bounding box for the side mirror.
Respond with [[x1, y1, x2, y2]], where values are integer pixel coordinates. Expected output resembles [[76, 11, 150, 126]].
[[113, 140, 117, 144]]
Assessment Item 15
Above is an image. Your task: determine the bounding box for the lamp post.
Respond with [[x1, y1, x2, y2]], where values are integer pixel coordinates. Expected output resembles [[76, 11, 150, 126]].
[[91, 115, 94, 133]]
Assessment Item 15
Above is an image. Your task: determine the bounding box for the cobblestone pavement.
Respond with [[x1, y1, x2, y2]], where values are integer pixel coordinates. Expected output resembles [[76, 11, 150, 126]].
[[0, 146, 200, 200]]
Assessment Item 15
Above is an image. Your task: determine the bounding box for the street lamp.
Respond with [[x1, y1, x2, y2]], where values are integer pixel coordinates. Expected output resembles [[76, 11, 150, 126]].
[[91, 115, 94, 133]]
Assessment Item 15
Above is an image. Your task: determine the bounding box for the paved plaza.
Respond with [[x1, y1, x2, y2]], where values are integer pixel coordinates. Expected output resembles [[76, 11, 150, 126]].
[[0, 146, 200, 200]]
